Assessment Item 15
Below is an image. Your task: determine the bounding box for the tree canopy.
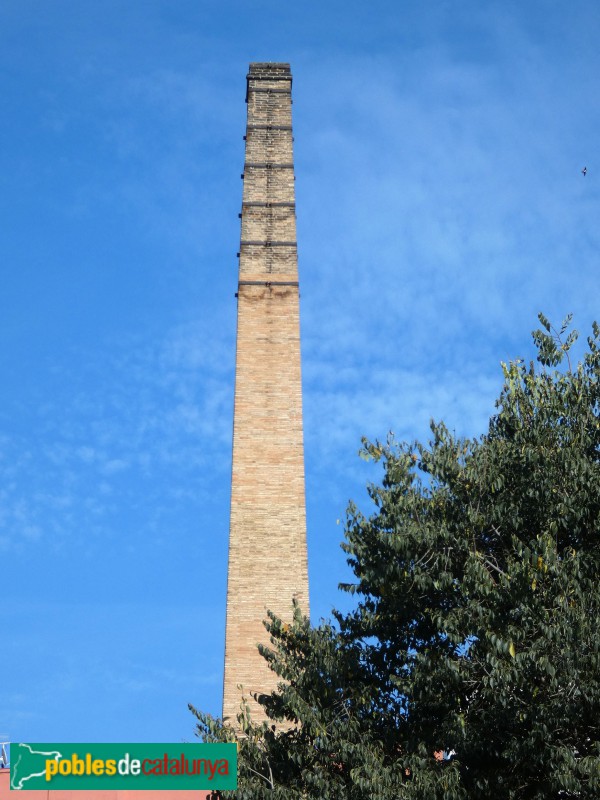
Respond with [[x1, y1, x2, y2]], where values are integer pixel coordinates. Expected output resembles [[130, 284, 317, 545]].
[[191, 315, 600, 799]]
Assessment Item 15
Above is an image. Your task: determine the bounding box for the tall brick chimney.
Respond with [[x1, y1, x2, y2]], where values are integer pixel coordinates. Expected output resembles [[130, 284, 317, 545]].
[[222, 63, 310, 725]]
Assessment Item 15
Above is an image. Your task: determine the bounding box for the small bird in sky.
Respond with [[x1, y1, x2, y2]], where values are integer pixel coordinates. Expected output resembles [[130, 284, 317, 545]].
[[582, 167, 587, 176]]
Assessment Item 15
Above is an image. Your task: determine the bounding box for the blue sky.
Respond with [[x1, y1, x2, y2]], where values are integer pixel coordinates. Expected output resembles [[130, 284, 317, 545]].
[[1, 0, 599, 745]]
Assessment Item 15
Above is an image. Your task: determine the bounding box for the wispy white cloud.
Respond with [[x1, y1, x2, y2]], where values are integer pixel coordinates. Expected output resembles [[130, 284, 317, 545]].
[[293, 37, 599, 489], [0, 316, 235, 550]]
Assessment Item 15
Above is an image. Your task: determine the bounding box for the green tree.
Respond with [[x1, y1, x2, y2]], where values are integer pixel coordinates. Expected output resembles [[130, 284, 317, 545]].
[[191, 316, 600, 799]]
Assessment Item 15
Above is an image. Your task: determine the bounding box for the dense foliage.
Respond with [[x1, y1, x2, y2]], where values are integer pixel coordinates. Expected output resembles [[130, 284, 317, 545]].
[[191, 316, 600, 799]]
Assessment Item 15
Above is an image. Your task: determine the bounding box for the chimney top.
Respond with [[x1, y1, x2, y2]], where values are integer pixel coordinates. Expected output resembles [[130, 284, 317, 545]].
[[248, 62, 291, 76]]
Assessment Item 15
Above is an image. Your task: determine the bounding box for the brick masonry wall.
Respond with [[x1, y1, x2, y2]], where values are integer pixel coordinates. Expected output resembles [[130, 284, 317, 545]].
[[222, 63, 310, 725]]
